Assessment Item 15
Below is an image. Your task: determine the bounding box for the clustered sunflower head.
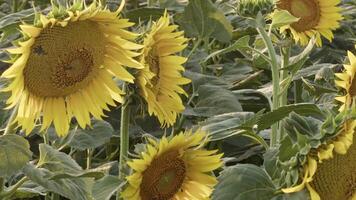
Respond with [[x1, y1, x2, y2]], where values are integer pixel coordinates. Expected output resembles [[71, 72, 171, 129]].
[[276, 0, 343, 46], [1, 0, 143, 136], [335, 50, 356, 112], [136, 12, 191, 127], [122, 130, 223, 200], [282, 120, 356, 200]]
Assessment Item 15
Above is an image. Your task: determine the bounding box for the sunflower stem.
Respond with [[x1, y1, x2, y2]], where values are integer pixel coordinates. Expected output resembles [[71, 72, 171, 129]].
[[187, 38, 202, 59], [4, 105, 19, 135], [278, 45, 290, 141], [0, 178, 4, 195], [86, 149, 93, 170], [256, 25, 280, 147], [12, 0, 19, 12], [117, 84, 131, 200]]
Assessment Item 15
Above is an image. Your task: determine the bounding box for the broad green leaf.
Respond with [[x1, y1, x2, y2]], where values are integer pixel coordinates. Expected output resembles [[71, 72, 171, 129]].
[[213, 164, 276, 200], [68, 120, 114, 151], [177, 0, 233, 42], [193, 85, 242, 117], [10, 181, 46, 199], [37, 144, 82, 174], [23, 164, 94, 200], [203, 36, 250, 63], [48, 171, 104, 180], [257, 104, 322, 131], [270, 10, 299, 28], [92, 176, 124, 200], [125, 8, 165, 23], [0, 8, 36, 41], [196, 111, 264, 139], [0, 134, 32, 177]]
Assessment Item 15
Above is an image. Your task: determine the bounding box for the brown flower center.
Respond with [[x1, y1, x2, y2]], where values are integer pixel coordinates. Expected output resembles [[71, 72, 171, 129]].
[[349, 77, 356, 97], [140, 150, 186, 200], [277, 0, 321, 32], [310, 131, 356, 200], [23, 20, 105, 97], [146, 48, 160, 86]]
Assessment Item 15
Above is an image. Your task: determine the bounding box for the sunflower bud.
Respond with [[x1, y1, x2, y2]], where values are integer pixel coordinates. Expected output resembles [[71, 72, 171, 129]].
[[237, 0, 274, 17]]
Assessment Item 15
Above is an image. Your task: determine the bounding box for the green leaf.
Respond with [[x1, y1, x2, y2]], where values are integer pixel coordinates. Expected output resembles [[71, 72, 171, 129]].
[[37, 144, 82, 174], [197, 112, 256, 140], [270, 10, 299, 28], [0, 8, 36, 41], [193, 85, 243, 117], [92, 176, 124, 200], [257, 104, 322, 131], [68, 120, 114, 151], [177, 0, 233, 42], [125, 8, 165, 23], [23, 164, 94, 200], [203, 35, 250, 63], [213, 164, 276, 200], [0, 134, 32, 177]]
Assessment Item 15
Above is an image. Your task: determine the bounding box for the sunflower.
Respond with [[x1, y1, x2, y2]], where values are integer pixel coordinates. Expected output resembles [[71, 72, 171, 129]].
[[1, 1, 143, 136], [335, 51, 356, 112], [121, 130, 223, 200], [137, 12, 190, 127], [282, 120, 356, 200], [277, 0, 343, 46]]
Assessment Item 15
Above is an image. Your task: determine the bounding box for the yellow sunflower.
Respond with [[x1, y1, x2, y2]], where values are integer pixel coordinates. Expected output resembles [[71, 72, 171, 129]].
[[277, 0, 343, 46], [121, 130, 223, 200], [282, 120, 356, 200], [1, 1, 143, 136], [137, 12, 190, 127], [335, 50, 356, 112]]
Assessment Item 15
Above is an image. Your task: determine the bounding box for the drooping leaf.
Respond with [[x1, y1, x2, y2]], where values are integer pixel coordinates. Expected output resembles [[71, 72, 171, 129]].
[[257, 104, 323, 131], [0, 134, 32, 177], [213, 164, 277, 200], [193, 85, 243, 117], [23, 164, 94, 200], [68, 120, 114, 151], [92, 175, 124, 200], [177, 0, 233, 42]]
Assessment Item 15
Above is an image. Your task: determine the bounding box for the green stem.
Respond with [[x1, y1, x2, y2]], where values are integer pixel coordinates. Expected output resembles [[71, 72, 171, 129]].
[[278, 46, 290, 141], [256, 26, 280, 147], [86, 149, 93, 170], [52, 193, 60, 200], [187, 38, 202, 59], [117, 84, 131, 200], [12, 0, 19, 12], [0, 178, 4, 195], [4, 105, 19, 135]]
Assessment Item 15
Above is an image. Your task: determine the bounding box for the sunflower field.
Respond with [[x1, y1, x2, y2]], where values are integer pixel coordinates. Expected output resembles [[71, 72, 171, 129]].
[[0, 0, 355, 199]]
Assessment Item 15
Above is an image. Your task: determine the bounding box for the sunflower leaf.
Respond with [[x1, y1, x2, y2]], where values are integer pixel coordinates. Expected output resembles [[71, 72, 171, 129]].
[[0, 134, 32, 177], [177, 0, 233, 42], [213, 164, 277, 200], [92, 175, 124, 200], [68, 120, 114, 151], [23, 164, 94, 200]]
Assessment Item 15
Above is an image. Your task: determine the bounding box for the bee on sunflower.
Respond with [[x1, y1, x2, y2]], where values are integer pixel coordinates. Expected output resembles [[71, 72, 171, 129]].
[[276, 0, 343, 46], [1, 0, 143, 136], [136, 12, 191, 127], [121, 130, 223, 200]]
